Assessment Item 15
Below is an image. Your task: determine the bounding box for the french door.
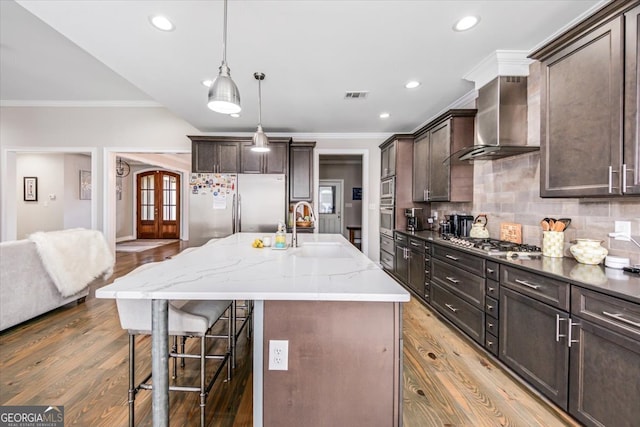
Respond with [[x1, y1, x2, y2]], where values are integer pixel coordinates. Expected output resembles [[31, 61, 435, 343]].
[[136, 171, 180, 239]]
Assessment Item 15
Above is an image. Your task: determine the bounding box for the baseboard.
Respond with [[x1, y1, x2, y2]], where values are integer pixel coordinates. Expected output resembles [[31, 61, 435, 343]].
[[116, 235, 135, 243]]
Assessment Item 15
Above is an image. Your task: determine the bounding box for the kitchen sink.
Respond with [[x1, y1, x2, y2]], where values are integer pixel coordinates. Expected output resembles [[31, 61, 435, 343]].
[[294, 242, 353, 258]]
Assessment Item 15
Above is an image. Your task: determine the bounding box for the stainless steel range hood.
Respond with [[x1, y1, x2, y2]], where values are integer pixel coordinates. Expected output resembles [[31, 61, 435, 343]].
[[450, 76, 539, 162]]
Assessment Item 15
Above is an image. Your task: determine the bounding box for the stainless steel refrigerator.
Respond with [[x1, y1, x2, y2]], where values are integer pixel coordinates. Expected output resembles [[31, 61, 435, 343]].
[[189, 173, 287, 246]]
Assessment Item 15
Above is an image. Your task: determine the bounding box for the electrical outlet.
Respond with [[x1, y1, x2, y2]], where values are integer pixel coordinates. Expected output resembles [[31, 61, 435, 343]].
[[614, 221, 631, 241], [268, 340, 289, 371]]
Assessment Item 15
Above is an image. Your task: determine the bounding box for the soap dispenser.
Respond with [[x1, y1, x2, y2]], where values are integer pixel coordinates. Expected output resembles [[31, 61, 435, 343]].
[[275, 221, 287, 249]]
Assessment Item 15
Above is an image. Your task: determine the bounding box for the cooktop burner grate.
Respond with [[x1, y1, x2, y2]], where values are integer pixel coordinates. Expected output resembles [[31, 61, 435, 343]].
[[442, 236, 541, 255]]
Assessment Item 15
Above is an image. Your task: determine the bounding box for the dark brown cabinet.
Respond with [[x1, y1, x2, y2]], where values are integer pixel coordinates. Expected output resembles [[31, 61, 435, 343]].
[[190, 137, 241, 173], [499, 265, 571, 408], [394, 234, 409, 285], [500, 286, 570, 408], [624, 4, 640, 194], [289, 142, 315, 202], [380, 140, 396, 178], [531, 0, 639, 197], [412, 110, 475, 202], [569, 286, 640, 427], [393, 233, 425, 298], [240, 140, 289, 174]]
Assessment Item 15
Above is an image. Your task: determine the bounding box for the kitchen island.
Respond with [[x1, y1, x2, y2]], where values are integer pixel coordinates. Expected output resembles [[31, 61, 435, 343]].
[[96, 233, 409, 427]]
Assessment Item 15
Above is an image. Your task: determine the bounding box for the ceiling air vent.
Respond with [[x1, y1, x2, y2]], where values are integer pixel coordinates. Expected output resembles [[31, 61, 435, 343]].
[[344, 91, 369, 99]]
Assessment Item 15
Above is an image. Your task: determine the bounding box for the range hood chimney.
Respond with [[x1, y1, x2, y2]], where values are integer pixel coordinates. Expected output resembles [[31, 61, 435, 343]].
[[451, 76, 539, 162]]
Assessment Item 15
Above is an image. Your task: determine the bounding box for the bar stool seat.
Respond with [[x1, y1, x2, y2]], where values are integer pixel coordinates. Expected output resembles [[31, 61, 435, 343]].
[[115, 263, 233, 427]]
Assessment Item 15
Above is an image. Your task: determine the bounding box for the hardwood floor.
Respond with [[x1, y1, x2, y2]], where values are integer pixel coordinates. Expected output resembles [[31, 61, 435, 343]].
[[0, 242, 579, 426]]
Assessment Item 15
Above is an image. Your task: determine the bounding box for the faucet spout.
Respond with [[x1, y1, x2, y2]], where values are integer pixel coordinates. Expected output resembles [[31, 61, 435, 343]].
[[292, 201, 316, 248]]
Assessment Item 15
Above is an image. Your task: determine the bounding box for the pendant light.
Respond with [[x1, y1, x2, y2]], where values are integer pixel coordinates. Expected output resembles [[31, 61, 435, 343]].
[[115, 157, 130, 178], [207, 0, 241, 114], [251, 72, 270, 152]]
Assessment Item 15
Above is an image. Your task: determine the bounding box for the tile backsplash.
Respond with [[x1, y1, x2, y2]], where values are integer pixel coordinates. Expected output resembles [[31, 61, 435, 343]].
[[432, 152, 640, 266]]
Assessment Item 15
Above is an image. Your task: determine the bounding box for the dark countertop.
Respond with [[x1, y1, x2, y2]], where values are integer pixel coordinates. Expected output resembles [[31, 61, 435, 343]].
[[395, 229, 640, 305]]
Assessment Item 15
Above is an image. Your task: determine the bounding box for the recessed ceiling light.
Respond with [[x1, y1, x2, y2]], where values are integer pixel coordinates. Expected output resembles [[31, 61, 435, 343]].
[[453, 15, 479, 32], [405, 81, 421, 89], [230, 113, 240, 118], [379, 112, 390, 119], [150, 15, 174, 31], [202, 79, 213, 88]]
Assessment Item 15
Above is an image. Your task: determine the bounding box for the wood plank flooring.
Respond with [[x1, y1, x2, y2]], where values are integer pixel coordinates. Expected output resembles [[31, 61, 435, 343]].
[[0, 241, 579, 426]]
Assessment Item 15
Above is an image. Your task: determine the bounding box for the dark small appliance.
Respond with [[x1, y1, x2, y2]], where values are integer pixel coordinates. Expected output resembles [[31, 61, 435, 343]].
[[448, 214, 474, 237], [405, 208, 423, 232]]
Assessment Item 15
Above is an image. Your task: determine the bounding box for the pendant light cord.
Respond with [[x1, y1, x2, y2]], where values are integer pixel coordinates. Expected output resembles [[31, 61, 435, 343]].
[[258, 78, 262, 126], [222, 0, 228, 65]]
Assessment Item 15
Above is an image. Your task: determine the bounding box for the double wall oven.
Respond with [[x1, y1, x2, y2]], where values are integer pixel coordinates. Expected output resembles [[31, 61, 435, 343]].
[[380, 177, 395, 237]]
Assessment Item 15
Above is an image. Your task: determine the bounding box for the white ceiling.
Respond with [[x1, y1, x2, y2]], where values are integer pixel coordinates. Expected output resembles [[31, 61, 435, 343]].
[[1, 0, 603, 136]]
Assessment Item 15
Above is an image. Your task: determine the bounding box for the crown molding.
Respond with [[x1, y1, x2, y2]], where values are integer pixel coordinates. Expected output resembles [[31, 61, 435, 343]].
[[198, 132, 394, 140], [411, 89, 478, 134], [0, 100, 162, 108], [463, 50, 532, 90]]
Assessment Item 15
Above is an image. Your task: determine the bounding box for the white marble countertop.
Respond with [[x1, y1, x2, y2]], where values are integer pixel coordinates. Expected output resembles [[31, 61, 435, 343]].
[[96, 233, 409, 303]]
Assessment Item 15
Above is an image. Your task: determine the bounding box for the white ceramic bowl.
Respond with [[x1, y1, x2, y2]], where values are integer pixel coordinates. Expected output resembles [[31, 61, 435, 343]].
[[605, 255, 630, 269]]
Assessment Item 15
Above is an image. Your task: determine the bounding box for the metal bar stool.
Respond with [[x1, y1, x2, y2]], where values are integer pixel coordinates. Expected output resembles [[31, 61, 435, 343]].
[[116, 297, 233, 427]]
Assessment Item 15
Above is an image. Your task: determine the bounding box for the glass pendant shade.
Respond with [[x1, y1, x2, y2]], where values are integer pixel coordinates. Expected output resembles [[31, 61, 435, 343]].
[[207, 64, 241, 114]]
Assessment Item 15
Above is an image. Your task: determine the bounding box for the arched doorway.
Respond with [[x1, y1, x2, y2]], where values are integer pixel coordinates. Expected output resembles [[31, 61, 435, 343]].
[[136, 170, 180, 239]]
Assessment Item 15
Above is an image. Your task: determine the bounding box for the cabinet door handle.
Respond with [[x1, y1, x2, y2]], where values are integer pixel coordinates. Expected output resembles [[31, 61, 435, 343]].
[[487, 268, 495, 274], [608, 165, 620, 193], [602, 311, 640, 328], [445, 276, 460, 284], [488, 322, 494, 328], [555, 314, 567, 342], [568, 318, 580, 348], [486, 304, 494, 310], [410, 241, 420, 247], [515, 279, 540, 290], [488, 286, 495, 292], [445, 254, 460, 261], [445, 303, 458, 313]]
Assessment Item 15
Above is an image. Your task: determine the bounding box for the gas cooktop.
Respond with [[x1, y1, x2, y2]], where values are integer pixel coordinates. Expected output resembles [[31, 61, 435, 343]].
[[441, 235, 542, 257]]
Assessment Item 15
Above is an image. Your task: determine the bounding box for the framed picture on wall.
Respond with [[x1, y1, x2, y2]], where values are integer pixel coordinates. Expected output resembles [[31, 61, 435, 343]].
[[79, 170, 92, 200], [23, 177, 38, 201]]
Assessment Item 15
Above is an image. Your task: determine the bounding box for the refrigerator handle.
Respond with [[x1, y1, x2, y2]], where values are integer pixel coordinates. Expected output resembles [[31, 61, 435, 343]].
[[232, 193, 237, 234], [237, 194, 241, 232]]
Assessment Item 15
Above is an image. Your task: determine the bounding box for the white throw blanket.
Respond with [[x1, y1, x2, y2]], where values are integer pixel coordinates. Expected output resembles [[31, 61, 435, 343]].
[[28, 228, 114, 297]]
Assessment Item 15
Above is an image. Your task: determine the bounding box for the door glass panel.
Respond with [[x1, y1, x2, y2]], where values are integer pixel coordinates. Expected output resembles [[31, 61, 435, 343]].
[[319, 185, 336, 214], [141, 174, 155, 221], [163, 175, 177, 221]]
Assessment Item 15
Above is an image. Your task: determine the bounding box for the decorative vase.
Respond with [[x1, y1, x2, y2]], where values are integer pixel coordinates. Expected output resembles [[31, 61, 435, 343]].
[[569, 239, 608, 265]]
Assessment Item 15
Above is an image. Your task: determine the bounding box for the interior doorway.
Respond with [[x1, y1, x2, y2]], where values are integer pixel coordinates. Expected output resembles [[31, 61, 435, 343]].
[[317, 153, 364, 251], [318, 179, 344, 234], [136, 170, 181, 239]]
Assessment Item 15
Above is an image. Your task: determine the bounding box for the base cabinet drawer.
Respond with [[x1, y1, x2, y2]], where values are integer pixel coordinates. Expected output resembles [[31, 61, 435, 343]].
[[485, 332, 499, 356], [432, 283, 484, 345], [380, 250, 394, 271]]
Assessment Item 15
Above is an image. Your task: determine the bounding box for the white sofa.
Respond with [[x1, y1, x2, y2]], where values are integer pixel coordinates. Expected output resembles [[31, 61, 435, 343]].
[[0, 239, 89, 331]]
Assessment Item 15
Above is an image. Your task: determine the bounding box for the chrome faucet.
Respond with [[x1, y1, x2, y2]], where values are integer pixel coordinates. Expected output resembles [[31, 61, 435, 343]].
[[292, 201, 316, 248]]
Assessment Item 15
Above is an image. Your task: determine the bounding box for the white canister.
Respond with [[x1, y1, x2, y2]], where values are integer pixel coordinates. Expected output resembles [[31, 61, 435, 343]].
[[542, 231, 564, 258]]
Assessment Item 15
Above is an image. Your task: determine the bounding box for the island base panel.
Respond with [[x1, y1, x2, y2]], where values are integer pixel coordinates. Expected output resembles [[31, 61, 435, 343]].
[[262, 300, 402, 426]]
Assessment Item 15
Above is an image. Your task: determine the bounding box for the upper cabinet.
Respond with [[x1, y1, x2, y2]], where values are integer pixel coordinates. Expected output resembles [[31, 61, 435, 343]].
[[530, 0, 639, 197], [240, 139, 290, 174], [380, 141, 397, 178], [412, 109, 476, 202], [190, 136, 241, 173], [189, 136, 290, 174], [289, 141, 316, 202]]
